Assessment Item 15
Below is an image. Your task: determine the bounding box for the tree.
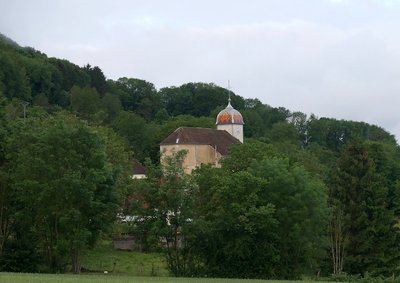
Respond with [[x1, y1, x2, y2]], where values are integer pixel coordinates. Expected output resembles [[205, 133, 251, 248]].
[[98, 93, 122, 124], [307, 117, 396, 152], [241, 109, 264, 138], [192, 167, 278, 278], [114, 77, 162, 120], [8, 113, 120, 273], [22, 56, 63, 104], [48, 58, 90, 91], [267, 122, 300, 146], [0, 95, 11, 257], [328, 141, 400, 275], [84, 65, 107, 95], [154, 108, 170, 124], [220, 140, 278, 173], [248, 157, 328, 278], [111, 111, 152, 160], [160, 82, 245, 118], [190, 146, 328, 279], [128, 150, 199, 276], [289, 111, 310, 147], [69, 85, 101, 119], [0, 51, 31, 100]]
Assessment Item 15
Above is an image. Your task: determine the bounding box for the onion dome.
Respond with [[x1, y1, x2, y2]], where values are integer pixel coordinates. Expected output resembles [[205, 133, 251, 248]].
[[216, 100, 244, 125]]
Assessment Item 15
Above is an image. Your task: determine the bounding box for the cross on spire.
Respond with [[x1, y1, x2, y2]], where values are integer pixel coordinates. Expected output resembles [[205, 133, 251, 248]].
[[227, 80, 231, 103]]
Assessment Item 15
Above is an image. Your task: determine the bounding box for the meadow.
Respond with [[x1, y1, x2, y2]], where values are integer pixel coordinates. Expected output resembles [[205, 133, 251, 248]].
[[0, 241, 342, 283], [0, 273, 322, 283], [82, 240, 168, 276]]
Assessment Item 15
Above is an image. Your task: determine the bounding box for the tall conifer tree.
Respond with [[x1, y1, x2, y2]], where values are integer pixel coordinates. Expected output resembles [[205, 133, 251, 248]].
[[329, 141, 400, 275]]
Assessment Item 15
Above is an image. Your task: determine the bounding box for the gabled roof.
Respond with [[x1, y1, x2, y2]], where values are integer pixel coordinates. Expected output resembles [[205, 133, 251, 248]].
[[132, 159, 146, 175], [160, 127, 240, 155]]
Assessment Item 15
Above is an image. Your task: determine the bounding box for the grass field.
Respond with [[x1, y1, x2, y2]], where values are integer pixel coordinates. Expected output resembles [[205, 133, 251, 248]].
[[82, 240, 168, 276], [0, 273, 322, 283], [0, 241, 337, 283]]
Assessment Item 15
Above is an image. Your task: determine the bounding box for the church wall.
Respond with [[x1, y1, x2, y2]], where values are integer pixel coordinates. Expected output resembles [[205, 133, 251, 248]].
[[160, 144, 221, 173]]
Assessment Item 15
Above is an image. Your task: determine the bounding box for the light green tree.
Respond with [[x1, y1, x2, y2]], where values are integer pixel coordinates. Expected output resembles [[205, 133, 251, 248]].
[[8, 112, 121, 273]]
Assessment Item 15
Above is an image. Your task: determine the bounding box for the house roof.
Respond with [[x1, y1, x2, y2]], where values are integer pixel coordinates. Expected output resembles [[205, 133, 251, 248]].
[[132, 159, 146, 175], [160, 127, 240, 155]]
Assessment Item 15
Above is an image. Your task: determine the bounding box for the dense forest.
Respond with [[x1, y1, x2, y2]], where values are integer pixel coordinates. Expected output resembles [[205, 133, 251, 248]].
[[1, 33, 400, 279]]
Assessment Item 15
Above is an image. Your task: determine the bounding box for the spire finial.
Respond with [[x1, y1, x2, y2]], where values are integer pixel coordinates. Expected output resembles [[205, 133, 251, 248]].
[[227, 80, 232, 106]]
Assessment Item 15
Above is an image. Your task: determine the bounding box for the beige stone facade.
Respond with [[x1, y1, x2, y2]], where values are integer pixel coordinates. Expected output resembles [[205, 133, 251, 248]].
[[160, 143, 223, 173], [160, 127, 240, 173]]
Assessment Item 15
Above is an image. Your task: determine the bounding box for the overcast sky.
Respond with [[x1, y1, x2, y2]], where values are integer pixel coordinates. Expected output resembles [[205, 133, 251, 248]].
[[1, 0, 400, 140]]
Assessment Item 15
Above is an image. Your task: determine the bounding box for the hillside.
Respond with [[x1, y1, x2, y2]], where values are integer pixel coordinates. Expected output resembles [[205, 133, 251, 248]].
[[1, 34, 400, 279]]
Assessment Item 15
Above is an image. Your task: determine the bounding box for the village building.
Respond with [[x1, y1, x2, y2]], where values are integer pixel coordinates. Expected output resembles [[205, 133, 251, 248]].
[[160, 99, 244, 173], [131, 159, 147, 179]]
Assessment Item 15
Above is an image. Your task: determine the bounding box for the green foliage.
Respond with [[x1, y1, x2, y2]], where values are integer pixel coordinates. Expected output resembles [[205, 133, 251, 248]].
[[193, 168, 279, 278], [308, 117, 396, 152], [0, 51, 31, 100], [98, 93, 123, 124], [183, 142, 328, 279], [84, 65, 108, 95], [126, 151, 199, 276], [328, 141, 400, 276], [111, 111, 152, 160], [220, 140, 278, 173], [113, 77, 162, 120], [0, 95, 13, 259], [160, 82, 244, 117], [0, 237, 41, 272], [70, 86, 101, 118], [49, 58, 90, 91], [248, 157, 329, 278], [3, 113, 124, 273], [267, 122, 300, 145], [154, 108, 170, 124]]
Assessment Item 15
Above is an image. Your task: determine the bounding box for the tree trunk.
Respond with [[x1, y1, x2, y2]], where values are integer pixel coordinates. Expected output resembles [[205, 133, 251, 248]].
[[0, 183, 11, 257], [71, 249, 81, 274], [330, 206, 346, 275]]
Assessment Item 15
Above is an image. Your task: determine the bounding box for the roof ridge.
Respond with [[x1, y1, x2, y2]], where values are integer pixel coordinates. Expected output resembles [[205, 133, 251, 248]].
[[160, 127, 240, 155]]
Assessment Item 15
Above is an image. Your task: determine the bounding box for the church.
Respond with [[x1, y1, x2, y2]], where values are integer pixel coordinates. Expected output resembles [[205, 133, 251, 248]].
[[160, 99, 244, 173]]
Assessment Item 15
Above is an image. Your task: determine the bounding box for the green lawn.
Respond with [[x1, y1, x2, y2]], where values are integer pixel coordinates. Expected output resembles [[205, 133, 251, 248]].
[[0, 273, 322, 283], [0, 241, 338, 282], [82, 240, 168, 276]]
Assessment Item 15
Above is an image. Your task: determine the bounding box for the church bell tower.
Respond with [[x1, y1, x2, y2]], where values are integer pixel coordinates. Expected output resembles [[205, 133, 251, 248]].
[[216, 97, 244, 143]]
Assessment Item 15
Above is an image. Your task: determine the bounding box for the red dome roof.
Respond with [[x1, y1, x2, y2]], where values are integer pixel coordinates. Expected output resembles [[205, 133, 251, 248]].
[[216, 101, 244, 125]]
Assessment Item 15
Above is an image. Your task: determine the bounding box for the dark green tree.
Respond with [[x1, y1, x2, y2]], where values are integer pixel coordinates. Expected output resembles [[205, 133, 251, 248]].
[[48, 58, 90, 91], [329, 141, 400, 275], [114, 77, 162, 120], [160, 82, 245, 117], [98, 93, 122, 124], [192, 166, 278, 278], [111, 111, 152, 160], [8, 113, 120, 273], [0, 95, 11, 257], [249, 157, 328, 278], [128, 150, 199, 276], [0, 51, 31, 100], [84, 65, 107, 95], [69, 85, 101, 119], [220, 140, 278, 173]]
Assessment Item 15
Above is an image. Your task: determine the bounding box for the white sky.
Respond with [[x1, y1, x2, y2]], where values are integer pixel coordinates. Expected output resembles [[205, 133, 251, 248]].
[[1, 0, 400, 141]]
